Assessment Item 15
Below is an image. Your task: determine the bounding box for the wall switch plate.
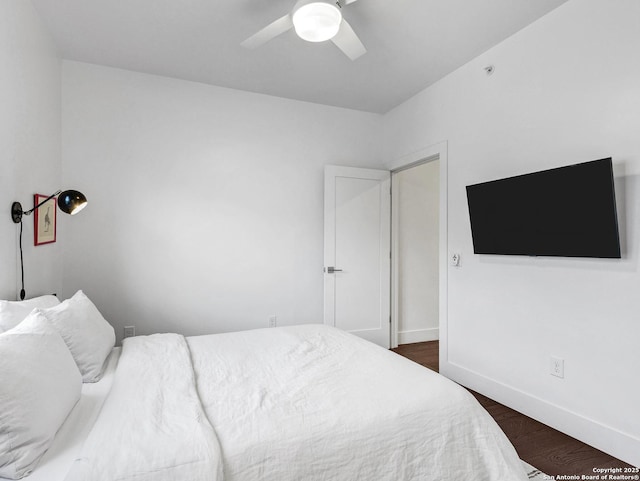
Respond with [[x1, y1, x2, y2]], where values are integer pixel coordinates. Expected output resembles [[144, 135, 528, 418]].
[[550, 356, 564, 378], [268, 316, 277, 328], [123, 326, 135, 338], [451, 253, 460, 267]]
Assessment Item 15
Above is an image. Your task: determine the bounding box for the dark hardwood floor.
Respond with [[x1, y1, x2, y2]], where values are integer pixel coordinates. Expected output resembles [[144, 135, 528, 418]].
[[392, 341, 636, 477]]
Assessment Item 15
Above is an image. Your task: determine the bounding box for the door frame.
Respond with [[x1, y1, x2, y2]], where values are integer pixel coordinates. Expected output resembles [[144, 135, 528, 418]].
[[387, 142, 448, 354]]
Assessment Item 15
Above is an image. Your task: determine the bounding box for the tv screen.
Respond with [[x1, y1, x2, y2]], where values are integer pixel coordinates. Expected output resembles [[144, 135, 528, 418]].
[[466, 158, 621, 258]]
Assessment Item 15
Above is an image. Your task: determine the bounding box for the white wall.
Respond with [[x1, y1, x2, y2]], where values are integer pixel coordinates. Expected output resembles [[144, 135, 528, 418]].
[[61, 61, 384, 343], [393, 161, 440, 344], [383, 0, 640, 466], [0, 1, 61, 300]]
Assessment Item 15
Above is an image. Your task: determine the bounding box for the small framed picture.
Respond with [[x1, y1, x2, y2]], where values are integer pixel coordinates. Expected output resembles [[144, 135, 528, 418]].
[[34, 193, 57, 246]]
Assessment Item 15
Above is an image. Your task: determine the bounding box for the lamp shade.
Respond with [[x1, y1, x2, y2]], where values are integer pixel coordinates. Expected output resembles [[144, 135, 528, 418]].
[[57, 190, 87, 215], [292, 2, 342, 42]]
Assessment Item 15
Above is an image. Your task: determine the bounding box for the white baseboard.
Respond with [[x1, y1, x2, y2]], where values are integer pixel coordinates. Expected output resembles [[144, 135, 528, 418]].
[[398, 327, 439, 345], [440, 360, 640, 468]]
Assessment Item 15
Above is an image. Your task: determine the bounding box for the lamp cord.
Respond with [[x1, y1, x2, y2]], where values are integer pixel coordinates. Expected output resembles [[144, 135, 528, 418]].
[[19, 220, 25, 300]]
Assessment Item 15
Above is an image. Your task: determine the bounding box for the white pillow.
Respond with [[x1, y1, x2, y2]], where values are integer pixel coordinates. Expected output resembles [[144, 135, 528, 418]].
[[0, 294, 60, 333], [37, 290, 115, 383], [0, 311, 82, 480]]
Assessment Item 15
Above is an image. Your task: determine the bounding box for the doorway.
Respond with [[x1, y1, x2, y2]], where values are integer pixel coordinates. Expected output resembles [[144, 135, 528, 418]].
[[391, 158, 440, 347], [323, 146, 447, 351]]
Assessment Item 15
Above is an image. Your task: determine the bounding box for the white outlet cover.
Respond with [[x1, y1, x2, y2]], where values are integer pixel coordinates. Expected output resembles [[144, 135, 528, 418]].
[[550, 356, 564, 378]]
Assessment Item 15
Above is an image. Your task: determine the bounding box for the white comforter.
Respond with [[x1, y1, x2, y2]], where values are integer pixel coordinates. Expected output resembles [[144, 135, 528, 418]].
[[64, 334, 223, 481], [65, 325, 527, 481]]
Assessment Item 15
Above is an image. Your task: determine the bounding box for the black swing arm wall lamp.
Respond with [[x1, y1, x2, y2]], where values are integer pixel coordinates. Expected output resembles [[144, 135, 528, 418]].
[[11, 189, 87, 223], [11, 189, 87, 300]]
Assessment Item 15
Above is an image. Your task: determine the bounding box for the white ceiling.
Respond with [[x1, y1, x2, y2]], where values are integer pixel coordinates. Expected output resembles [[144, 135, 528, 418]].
[[31, 0, 569, 113]]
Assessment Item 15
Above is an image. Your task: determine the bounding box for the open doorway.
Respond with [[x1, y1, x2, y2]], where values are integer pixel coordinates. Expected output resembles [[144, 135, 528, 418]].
[[391, 158, 440, 346]]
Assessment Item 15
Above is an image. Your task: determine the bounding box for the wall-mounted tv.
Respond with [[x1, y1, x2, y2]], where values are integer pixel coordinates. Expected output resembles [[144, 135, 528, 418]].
[[466, 157, 621, 258]]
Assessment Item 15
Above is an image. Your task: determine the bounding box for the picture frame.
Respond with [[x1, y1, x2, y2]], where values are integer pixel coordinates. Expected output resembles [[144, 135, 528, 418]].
[[34, 193, 57, 245]]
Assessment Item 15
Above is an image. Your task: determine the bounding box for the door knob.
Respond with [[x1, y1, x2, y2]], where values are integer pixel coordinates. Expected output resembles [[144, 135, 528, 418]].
[[325, 266, 343, 273]]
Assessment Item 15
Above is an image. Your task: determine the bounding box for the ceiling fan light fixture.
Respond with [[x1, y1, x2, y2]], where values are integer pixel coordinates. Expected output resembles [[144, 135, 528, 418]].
[[292, 2, 343, 43]]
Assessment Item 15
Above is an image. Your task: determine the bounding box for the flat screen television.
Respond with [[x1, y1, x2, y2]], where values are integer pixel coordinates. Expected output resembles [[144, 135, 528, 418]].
[[466, 157, 621, 258]]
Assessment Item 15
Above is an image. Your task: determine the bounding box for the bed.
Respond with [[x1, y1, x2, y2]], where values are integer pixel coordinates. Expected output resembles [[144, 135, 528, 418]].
[[1, 292, 528, 481]]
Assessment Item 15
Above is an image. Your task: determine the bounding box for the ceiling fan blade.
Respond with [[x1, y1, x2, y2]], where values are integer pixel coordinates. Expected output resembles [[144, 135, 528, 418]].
[[241, 14, 293, 50], [331, 19, 366, 60]]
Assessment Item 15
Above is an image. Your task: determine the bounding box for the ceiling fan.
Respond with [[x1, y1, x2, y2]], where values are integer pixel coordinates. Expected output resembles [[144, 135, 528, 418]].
[[241, 0, 366, 61]]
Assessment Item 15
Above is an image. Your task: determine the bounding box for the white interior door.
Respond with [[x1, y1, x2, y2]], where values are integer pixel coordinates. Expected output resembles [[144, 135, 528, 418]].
[[324, 165, 391, 348]]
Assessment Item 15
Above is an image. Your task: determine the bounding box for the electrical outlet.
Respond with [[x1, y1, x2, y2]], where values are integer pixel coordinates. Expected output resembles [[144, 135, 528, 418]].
[[123, 326, 135, 338], [268, 316, 277, 328], [550, 356, 564, 378]]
